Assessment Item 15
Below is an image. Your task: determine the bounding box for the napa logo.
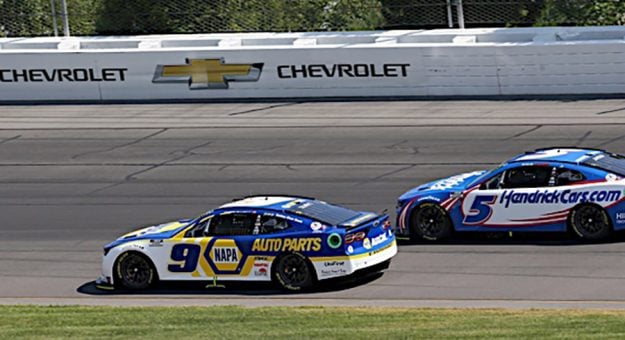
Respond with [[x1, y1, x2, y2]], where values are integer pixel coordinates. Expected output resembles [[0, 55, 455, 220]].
[[213, 247, 239, 263], [208, 239, 242, 271]]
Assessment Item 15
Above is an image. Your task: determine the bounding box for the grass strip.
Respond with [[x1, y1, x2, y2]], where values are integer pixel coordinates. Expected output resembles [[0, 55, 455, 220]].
[[2, 305, 625, 339]]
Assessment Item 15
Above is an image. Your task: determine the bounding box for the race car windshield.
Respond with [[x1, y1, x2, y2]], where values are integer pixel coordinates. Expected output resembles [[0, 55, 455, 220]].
[[466, 165, 502, 188], [582, 152, 625, 176], [286, 200, 362, 225]]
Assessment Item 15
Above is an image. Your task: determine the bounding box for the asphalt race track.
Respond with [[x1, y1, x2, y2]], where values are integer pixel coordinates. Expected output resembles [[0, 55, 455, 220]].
[[2, 100, 625, 309]]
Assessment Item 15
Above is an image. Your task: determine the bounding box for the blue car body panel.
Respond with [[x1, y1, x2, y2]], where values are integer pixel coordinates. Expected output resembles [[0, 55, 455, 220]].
[[397, 148, 625, 235]]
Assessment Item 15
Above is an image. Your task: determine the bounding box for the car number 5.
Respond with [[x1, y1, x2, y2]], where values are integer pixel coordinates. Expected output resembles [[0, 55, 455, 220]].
[[464, 195, 497, 225]]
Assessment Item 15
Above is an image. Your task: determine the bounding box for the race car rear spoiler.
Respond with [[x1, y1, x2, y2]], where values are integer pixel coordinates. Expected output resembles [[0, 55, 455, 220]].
[[339, 212, 388, 230]]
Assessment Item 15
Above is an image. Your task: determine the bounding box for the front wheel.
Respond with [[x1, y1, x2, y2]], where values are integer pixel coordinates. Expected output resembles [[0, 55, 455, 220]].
[[273, 253, 315, 291], [115, 252, 157, 290], [410, 203, 453, 241], [569, 204, 612, 241]]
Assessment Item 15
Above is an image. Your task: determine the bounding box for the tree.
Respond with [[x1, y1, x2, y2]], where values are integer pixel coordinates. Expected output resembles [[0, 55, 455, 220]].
[[95, 0, 171, 35], [0, 0, 54, 37], [536, 0, 625, 26], [65, 0, 98, 35]]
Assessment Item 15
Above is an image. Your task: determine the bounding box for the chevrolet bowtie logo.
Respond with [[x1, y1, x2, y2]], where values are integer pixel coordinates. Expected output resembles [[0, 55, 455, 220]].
[[152, 58, 263, 89]]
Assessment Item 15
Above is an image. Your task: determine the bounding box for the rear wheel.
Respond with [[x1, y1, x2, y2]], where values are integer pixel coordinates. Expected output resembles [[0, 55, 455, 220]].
[[410, 203, 453, 241], [115, 252, 157, 290], [273, 253, 315, 291], [569, 204, 612, 241]]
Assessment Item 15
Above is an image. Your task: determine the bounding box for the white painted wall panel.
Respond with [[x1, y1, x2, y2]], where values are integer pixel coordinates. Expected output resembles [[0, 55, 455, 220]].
[[2, 27, 625, 101]]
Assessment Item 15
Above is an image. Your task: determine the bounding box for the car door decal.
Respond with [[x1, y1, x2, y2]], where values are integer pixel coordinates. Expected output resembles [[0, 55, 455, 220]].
[[168, 244, 201, 272], [463, 195, 497, 225]]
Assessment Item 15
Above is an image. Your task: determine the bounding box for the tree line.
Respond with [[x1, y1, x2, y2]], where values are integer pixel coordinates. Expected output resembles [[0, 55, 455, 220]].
[[1, 0, 624, 37]]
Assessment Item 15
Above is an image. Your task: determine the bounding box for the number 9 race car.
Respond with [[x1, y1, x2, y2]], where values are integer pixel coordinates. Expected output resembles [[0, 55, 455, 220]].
[[96, 195, 396, 291], [397, 147, 625, 241]]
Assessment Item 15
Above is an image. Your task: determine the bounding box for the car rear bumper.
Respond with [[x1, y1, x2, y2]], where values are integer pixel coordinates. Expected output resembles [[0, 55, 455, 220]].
[[311, 239, 397, 280]]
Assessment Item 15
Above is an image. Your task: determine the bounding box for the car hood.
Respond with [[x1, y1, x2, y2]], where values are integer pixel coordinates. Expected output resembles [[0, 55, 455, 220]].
[[104, 219, 192, 252], [399, 170, 487, 200]]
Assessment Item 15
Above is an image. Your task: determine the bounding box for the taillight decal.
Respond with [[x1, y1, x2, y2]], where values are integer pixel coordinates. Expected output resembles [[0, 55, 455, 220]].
[[383, 220, 391, 230], [345, 231, 366, 244]]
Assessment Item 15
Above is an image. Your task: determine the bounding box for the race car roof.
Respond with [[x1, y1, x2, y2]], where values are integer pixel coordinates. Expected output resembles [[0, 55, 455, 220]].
[[219, 195, 370, 226], [219, 196, 297, 209], [508, 147, 605, 165]]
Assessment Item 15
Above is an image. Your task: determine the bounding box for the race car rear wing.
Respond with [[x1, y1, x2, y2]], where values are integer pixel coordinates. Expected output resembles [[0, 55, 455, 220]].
[[339, 212, 389, 231]]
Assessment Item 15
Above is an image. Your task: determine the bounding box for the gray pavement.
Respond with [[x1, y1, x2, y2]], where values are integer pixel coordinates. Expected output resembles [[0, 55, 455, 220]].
[[2, 100, 625, 308]]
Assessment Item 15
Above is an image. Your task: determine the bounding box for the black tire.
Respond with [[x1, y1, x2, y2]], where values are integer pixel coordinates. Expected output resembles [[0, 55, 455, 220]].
[[115, 252, 158, 290], [410, 203, 453, 241], [569, 204, 613, 241], [272, 253, 315, 291]]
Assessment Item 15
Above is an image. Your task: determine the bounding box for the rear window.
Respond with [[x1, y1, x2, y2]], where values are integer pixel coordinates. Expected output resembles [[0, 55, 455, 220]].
[[583, 153, 625, 176], [286, 200, 361, 226]]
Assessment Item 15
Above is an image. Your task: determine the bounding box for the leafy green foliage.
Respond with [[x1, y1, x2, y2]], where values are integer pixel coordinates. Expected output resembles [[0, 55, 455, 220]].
[[536, 0, 625, 26], [94, 0, 383, 35], [0, 0, 54, 37], [1, 0, 384, 36], [5, 0, 625, 37]]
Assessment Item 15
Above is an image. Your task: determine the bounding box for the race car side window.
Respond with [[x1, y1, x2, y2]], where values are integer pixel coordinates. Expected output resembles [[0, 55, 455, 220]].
[[208, 213, 256, 236], [554, 168, 585, 186], [258, 215, 291, 234], [481, 172, 504, 190], [501, 166, 551, 189], [186, 217, 212, 238]]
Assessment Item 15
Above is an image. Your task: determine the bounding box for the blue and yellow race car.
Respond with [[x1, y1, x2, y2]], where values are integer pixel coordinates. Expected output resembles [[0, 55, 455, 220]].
[[96, 195, 396, 291], [397, 148, 625, 241]]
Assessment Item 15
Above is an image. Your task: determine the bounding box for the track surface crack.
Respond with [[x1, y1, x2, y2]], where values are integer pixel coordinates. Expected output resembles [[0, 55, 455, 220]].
[[72, 129, 167, 159]]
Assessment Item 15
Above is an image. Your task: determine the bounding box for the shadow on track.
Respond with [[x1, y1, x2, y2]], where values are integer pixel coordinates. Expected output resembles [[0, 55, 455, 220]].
[[77, 271, 384, 296], [397, 230, 625, 246]]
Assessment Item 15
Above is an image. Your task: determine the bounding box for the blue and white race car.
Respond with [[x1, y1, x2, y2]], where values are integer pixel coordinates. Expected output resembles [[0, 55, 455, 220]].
[[96, 195, 396, 291], [397, 148, 625, 241]]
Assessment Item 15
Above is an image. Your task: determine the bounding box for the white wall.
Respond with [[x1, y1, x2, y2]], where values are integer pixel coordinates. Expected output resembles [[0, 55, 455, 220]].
[[1, 27, 625, 102]]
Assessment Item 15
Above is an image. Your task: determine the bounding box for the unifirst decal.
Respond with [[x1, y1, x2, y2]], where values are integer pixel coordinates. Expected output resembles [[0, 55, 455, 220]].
[[252, 238, 322, 252]]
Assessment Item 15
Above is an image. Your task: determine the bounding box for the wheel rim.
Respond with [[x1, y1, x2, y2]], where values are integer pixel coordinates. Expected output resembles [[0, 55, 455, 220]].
[[415, 206, 447, 237], [278, 255, 309, 287], [120, 254, 151, 287], [574, 205, 609, 236]]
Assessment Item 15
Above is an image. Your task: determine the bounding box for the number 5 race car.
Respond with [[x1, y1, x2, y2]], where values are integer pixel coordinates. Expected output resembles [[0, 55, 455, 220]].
[[397, 148, 625, 241], [96, 195, 396, 291]]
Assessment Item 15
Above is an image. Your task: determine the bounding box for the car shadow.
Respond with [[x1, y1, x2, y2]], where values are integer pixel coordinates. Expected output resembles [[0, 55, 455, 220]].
[[76, 271, 385, 296], [397, 230, 625, 246]]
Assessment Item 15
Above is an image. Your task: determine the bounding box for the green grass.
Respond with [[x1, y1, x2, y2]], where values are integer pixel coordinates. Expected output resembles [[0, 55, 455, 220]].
[[2, 305, 625, 339]]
